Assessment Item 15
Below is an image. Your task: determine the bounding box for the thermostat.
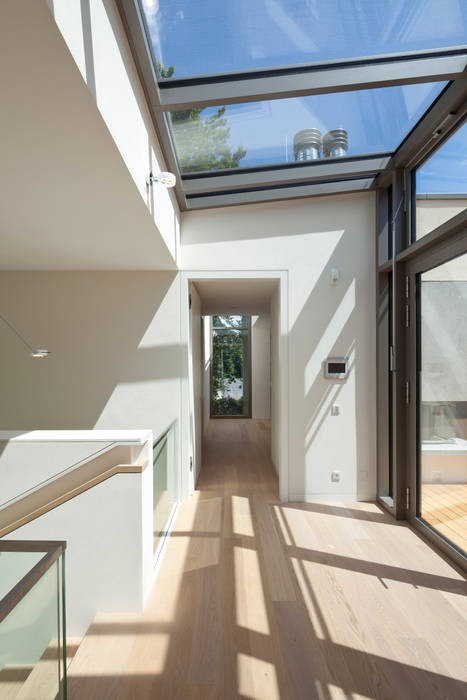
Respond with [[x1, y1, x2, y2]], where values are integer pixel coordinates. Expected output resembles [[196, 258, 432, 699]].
[[324, 357, 349, 379]]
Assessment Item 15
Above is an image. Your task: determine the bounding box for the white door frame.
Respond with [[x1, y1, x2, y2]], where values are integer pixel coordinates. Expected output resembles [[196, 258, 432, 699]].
[[180, 270, 289, 502]]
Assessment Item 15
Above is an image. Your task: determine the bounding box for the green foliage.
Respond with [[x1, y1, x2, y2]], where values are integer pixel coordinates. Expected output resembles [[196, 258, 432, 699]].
[[211, 331, 244, 399], [158, 63, 247, 173], [212, 396, 244, 416]]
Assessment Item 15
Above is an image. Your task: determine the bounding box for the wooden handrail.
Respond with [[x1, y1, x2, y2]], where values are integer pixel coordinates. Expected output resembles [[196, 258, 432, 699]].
[[0, 449, 149, 538]]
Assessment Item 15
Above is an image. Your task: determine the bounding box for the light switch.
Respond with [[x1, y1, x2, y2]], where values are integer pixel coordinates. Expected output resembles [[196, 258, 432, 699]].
[[331, 470, 341, 483], [331, 404, 340, 416]]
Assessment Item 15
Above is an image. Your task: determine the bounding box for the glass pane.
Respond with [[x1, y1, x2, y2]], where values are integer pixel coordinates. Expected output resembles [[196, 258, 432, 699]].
[[415, 121, 467, 240], [211, 319, 250, 417], [419, 252, 467, 555], [212, 315, 249, 329], [153, 425, 176, 553], [140, 0, 467, 79], [0, 560, 64, 699], [168, 83, 445, 173], [0, 551, 45, 600]]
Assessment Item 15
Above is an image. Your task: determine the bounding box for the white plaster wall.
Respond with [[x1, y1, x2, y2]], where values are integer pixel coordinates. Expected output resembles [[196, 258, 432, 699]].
[[0, 272, 181, 452], [181, 193, 377, 501], [251, 314, 271, 419], [189, 284, 203, 486], [270, 287, 280, 475], [47, 0, 180, 263], [0, 440, 113, 505], [202, 317, 211, 435]]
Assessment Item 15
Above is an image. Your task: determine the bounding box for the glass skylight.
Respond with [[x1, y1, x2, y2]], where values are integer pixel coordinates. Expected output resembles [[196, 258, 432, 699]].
[[168, 82, 446, 173], [140, 0, 467, 79]]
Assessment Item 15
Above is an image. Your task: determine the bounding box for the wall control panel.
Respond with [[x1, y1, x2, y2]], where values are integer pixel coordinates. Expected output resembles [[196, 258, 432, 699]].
[[324, 356, 349, 379]]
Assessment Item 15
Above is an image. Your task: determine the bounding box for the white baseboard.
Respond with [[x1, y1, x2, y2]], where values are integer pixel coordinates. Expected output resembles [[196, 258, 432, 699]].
[[287, 493, 358, 503]]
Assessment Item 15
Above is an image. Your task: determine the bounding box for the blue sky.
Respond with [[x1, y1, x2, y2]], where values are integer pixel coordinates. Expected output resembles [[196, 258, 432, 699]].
[[141, 0, 467, 190]]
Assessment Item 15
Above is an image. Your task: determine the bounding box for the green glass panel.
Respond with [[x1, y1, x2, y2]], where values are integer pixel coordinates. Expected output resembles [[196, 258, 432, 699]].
[[0, 559, 65, 699], [153, 426, 176, 553]]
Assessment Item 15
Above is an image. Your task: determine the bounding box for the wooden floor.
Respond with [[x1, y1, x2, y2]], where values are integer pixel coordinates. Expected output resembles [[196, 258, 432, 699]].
[[422, 483, 467, 554], [67, 420, 467, 700]]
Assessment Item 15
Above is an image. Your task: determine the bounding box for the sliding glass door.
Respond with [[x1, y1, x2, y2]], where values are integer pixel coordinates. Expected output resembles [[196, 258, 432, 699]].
[[210, 315, 251, 418], [415, 252, 467, 556]]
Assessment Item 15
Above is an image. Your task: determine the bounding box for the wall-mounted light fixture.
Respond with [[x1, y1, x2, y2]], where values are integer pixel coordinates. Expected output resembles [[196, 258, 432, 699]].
[[0, 313, 51, 358], [146, 171, 177, 188]]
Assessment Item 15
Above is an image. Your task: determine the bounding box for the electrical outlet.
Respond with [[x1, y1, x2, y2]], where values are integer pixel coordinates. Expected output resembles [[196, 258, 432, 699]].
[[331, 404, 340, 416], [331, 470, 341, 483], [432, 470, 441, 483]]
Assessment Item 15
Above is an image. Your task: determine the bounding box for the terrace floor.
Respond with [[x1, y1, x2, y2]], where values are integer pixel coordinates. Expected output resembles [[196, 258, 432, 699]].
[[422, 483, 467, 554]]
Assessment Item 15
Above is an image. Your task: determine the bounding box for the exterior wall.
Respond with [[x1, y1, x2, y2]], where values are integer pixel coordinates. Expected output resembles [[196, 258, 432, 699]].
[[0, 271, 181, 450], [181, 192, 377, 501], [46, 0, 180, 263], [251, 314, 271, 419], [416, 198, 467, 239]]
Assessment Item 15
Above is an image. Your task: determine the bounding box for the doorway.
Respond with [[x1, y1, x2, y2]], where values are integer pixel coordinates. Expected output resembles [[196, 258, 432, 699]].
[[180, 271, 289, 502]]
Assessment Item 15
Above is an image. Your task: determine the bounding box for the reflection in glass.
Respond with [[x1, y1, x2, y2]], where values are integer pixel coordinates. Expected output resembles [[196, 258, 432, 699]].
[[419, 253, 467, 554], [211, 316, 250, 417], [415, 121, 467, 240], [168, 83, 445, 173], [0, 557, 65, 699], [153, 424, 176, 553], [140, 0, 467, 79]]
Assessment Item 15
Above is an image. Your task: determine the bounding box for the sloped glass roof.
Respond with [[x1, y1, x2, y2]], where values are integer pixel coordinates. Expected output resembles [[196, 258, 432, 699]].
[[168, 82, 446, 173], [118, 1, 467, 208], [140, 0, 467, 79]]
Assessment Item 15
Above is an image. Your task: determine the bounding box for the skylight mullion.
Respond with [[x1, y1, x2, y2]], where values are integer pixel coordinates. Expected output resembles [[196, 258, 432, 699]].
[[181, 155, 392, 195], [158, 49, 467, 112]]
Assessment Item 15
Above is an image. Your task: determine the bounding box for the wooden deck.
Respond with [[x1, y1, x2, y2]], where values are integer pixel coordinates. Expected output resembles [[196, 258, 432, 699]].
[[422, 483, 467, 554], [66, 420, 467, 699]]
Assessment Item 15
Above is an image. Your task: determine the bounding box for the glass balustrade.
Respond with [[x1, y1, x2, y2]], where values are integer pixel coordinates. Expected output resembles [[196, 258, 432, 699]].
[[153, 425, 177, 555], [0, 541, 67, 700]]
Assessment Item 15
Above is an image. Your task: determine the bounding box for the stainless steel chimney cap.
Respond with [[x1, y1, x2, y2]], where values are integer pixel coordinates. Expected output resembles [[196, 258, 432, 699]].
[[323, 129, 348, 157], [293, 128, 322, 158]]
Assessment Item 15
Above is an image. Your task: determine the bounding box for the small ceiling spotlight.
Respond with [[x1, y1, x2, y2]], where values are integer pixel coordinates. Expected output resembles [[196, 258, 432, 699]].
[[146, 171, 177, 188], [30, 349, 51, 358], [0, 313, 51, 359]]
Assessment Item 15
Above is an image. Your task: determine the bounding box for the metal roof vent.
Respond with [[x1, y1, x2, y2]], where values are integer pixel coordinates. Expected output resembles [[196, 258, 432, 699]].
[[323, 129, 348, 158], [293, 129, 322, 161]]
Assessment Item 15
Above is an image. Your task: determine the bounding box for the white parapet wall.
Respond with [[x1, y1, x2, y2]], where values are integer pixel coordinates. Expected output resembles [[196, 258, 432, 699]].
[[0, 430, 154, 637]]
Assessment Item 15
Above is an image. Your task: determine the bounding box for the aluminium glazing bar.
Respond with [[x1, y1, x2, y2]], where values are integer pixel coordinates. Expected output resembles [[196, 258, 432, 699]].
[[158, 48, 467, 111], [182, 154, 391, 194], [185, 177, 376, 209]]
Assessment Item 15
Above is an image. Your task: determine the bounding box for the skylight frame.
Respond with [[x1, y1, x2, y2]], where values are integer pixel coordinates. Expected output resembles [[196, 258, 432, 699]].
[[116, 0, 467, 211]]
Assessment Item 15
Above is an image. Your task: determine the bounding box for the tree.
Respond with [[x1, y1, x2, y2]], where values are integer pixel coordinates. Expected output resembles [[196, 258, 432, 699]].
[[158, 64, 247, 173]]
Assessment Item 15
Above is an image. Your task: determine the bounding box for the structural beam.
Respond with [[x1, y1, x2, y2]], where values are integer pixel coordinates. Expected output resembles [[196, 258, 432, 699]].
[[159, 48, 467, 111], [185, 177, 376, 210], [182, 154, 391, 194]]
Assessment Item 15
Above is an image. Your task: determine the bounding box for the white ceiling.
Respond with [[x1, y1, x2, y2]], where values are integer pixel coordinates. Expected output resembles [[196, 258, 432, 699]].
[[0, 2, 175, 270], [193, 278, 278, 315]]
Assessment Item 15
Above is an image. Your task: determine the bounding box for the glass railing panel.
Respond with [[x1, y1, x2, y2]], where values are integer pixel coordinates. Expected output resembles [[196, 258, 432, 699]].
[[0, 543, 66, 700], [153, 424, 177, 554]]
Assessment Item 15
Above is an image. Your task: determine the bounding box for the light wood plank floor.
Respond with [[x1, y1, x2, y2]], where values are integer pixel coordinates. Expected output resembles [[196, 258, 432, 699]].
[[422, 483, 467, 554], [68, 419, 467, 700]]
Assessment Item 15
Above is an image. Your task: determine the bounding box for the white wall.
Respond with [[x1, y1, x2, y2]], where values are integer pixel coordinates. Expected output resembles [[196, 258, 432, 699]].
[[181, 193, 377, 501], [0, 272, 181, 451], [270, 286, 280, 475], [189, 284, 203, 486], [251, 314, 271, 419], [47, 0, 180, 263]]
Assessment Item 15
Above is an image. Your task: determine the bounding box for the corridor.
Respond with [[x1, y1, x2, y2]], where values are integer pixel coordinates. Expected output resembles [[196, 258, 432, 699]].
[[68, 420, 467, 699]]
